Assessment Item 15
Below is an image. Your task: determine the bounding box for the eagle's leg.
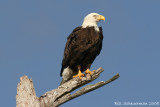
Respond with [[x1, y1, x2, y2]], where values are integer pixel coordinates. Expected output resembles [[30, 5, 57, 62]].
[[73, 66, 84, 79], [85, 64, 95, 75], [85, 69, 92, 75], [85, 69, 95, 74]]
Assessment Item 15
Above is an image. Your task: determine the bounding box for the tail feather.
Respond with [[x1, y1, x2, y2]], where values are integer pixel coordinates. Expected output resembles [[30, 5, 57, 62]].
[[60, 67, 73, 85]]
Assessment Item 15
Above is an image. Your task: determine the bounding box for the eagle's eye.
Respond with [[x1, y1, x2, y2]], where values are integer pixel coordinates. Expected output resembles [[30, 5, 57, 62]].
[[93, 15, 97, 18]]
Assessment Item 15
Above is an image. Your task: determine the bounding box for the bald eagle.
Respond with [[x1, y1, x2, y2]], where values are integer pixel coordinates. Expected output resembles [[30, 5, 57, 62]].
[[60, 13, 105, 85]]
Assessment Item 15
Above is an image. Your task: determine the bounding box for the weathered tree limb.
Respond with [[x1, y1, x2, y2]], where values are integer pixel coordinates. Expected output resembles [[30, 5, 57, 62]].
[[16, 67, 120, 107], [53, 73, 120, 107], [16, 76, 40, 107]]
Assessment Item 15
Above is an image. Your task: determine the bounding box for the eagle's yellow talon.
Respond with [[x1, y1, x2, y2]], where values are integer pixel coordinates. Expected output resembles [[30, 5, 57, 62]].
[[92, 70, 95, 72], [73, 70, 84, 79], [85, 69, 92, 75]]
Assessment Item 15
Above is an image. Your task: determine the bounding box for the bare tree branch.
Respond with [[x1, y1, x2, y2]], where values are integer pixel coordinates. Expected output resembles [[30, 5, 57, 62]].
[[16, 67, 120, 107], [53, 73, 120, 107], [16, 76, 40, 107]]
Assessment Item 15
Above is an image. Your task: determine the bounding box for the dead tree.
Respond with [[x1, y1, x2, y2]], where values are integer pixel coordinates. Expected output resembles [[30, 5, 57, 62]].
[[16, 67, 120, 107]]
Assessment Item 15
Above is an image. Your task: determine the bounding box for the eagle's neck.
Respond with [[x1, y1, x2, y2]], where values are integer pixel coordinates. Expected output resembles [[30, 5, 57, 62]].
[[82, 21, 99, 32]]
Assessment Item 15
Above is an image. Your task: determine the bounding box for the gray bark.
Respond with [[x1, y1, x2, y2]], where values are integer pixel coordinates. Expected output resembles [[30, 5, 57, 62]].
[[16, 67, 120, 107]]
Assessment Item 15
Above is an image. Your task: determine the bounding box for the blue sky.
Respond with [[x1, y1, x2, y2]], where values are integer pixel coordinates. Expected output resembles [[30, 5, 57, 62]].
[[0, 0, 160, 107]]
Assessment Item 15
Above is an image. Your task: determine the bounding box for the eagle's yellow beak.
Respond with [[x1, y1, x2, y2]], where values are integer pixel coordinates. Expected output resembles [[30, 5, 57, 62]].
[[97, 15, 105, 21]]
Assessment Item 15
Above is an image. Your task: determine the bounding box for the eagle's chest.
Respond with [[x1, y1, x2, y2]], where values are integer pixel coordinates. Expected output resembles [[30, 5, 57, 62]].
[[86, 34, 101, 46]]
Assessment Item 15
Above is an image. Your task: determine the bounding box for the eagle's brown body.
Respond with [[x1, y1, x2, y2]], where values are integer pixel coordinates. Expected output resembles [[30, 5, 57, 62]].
[[60, 26, 103, 78]]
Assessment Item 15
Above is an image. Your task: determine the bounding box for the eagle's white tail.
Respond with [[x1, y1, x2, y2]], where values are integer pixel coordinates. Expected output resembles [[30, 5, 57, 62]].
[[60, 67, 73, 85]]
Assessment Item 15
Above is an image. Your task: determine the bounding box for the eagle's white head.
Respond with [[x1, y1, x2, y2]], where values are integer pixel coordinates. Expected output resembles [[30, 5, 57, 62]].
[[82, 13, 105, 32]]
